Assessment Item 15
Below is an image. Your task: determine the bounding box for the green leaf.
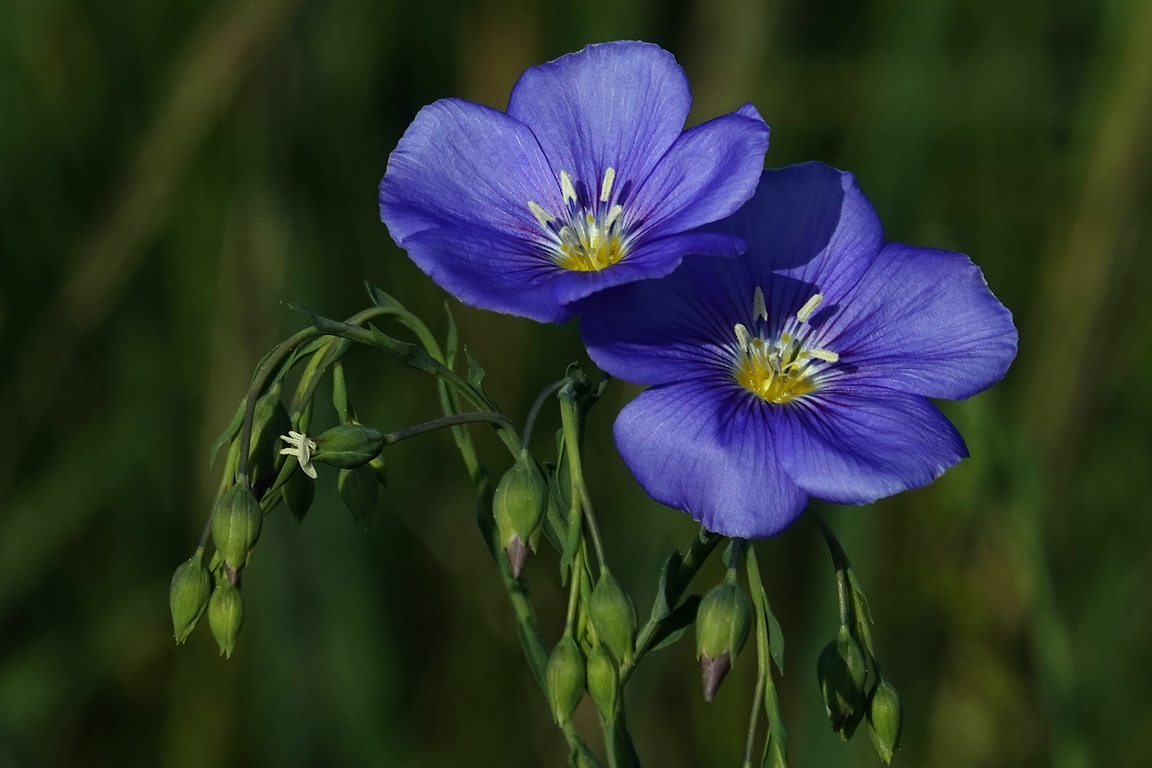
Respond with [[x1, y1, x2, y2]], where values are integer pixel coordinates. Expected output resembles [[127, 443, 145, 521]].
[[332, 362, 351, 424], [465, 349, 486, 393], [648, 551, 683, 625], [364, 282, 405, 310], [209, 397, 245, 468], [847, 568, 874, 625], [766, 599, 786, 675], [444, 303, 458, 369], [649, 594, 702, 651], [288, 303, 348, 336]]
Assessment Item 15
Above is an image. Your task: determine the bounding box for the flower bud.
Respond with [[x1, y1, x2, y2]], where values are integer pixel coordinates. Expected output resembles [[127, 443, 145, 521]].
[[169, 557, 211, 644], [282, 469, 315, 523], [695, 576, 751, 700], [211, 483, 263, 572], [589, 571, 637, 666], [312, 424, 384, 469], [338, 465, 378, 528], [208, 579, 243, 658], [867, 677, 903, 764], [817, 625, 869, 734], [369, 454, 389, 486], [585, 644, 619, 721], [494, 450, 547, 576], [546, 635, 586, 726]]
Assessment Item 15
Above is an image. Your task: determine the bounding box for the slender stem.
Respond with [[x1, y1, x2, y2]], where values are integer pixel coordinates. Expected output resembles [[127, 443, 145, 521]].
[[565, 545, 585, 634], [237, 328, 316, 482], [383, 411, 518, 445], [522, 378, 567, 448], [579, 483, 608, 574], [809, 509, 853, 627], [744, 546, 770, 768]]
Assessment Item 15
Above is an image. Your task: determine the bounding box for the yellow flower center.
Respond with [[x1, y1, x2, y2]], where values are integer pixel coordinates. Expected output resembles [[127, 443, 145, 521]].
[[733, 288, 839, 404], [527, 168, 630, 272]]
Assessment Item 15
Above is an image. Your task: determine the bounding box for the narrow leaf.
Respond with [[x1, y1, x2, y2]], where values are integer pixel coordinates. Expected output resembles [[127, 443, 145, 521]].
[[444, 303, 458, 369], [649, 594, 702, 651], [365, 282, 405, 310], [465, 348, 486, 393], [209, 397, 246, 467]]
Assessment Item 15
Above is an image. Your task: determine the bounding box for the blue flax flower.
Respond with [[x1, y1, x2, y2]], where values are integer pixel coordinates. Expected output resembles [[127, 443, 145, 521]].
[[378, 41, 770, 323], [580, 162, 1018, 537]]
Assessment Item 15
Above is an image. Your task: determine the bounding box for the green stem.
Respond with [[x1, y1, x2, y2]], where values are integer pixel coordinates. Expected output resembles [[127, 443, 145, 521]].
[[383, 412, 518, 445], [522, 378, 568, 448], [809, 510, 853, 627]]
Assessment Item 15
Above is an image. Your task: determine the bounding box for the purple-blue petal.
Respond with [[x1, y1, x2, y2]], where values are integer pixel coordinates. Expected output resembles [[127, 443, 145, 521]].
[[628, 103, 769, 238], [820, 243, 1018, 400], [379, 98, 557, 243], [581, 162, 882, 383], [400, 227, 575, 324], [614, 380, 807, 537], [772, 386, 968, 504], [506, 41, 690, 196]]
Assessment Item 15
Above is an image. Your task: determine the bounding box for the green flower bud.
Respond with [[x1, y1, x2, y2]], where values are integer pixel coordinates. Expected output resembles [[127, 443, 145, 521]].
[[210, 483, 263, 572], [493, 450, 547, 577], [338, 464, 378, 528], [546, 635, 586, 726], [817, 625, 869, 734], [282, 469, 315, 523], [312, 424, 384, 469], [369, 454, 389, 487], [589, 571, 637, 666], [585, 644, 619, 721], [867, 678, 903, 764], [695, 576, 751, 701], [169, 557, 211, 644], [208, 579, 243, 658]]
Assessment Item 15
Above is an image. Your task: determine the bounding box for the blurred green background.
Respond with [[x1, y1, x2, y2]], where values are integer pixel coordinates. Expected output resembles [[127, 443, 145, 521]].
[[2, 0, 1151, 765]]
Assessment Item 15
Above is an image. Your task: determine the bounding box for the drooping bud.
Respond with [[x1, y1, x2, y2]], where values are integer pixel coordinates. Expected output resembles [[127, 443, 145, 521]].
[[695, 575, 751, 700], [585, 644, 619, 721], [867, 677, 903, 763], [546, 635, 586, 726], [210, 483, 263, 572], [169, 556, 211, 644], [493, 450, 547, 574], [338, 465, 378, 528], [817, 625, 869, 734], [588, 570, 637, 666], [208, 578, 244, 658], [312, 424, 384, 469], [282, 469, 315, 523]]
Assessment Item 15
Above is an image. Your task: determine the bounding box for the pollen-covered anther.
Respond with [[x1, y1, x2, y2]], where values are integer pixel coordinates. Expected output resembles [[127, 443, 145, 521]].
[[530, 168, 631, 272], [732, 287, 838, 403]]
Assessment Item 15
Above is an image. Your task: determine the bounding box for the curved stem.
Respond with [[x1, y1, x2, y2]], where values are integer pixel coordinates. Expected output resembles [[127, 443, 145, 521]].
[[579, 483, 608, 574], [809, 509, 853, 627], [383, 411, 518, 445], [522, 378, 567, 449]]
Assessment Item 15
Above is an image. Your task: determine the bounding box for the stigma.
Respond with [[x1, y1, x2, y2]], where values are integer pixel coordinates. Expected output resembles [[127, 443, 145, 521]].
[[527, 168, 630, 272], [732, 287, 839, 404]]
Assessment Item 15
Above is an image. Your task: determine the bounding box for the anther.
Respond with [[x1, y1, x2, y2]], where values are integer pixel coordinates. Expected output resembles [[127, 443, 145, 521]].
[[796, 293, 824, 323], [605, 205, 623, 229], [528, 201, 554, 229], [809, 348, 839, 363], [560, 171, 577, 205], [734, 323, 751, 352], [600, 167, 616, 203], [753, 287, 768, 322]]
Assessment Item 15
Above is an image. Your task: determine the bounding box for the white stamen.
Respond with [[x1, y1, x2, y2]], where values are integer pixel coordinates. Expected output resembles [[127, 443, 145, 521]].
[[560, 170, 577, 204], [753, 287, 768, 322], [796, 293, 824, 323], [734, 323, 751, 352], [600, 167, 616, 202], [280, 431, 318, 479], [809, 348, 839, 363], [605, 204, 623, 229], [528, 201, 553, 229]]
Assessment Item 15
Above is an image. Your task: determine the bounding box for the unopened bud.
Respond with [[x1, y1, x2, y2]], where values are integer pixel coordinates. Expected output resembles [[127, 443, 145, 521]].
[[169, 557, 211, 644], [210, 483, 263, 572], [589, 571, 637, 665], [700, 651, 731, 702], [369, 454, 389, 486], [817, 625, 869, 734], [494, 450, 546, 556], [586, 644, 619, 720], [338, 465, 378, 528], [282, 469, 315, 523], [867, 677, 903, 764], [505, 535, 529, 579], [546, 635, 586, 726], [764, 733, 788, 768], [312, 424, 384, 469], [208, 579, 243, 658]]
